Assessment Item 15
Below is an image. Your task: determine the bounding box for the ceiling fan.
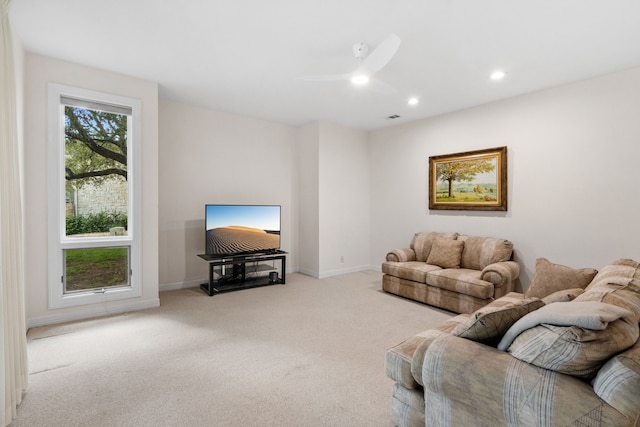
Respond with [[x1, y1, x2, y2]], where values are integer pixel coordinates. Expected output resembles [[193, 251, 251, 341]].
[[301, 33, 401, 94]]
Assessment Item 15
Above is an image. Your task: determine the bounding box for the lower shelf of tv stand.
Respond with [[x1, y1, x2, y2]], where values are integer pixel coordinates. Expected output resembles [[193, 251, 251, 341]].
[[200, 276, 284, 295], [198, 252, 287, 296]]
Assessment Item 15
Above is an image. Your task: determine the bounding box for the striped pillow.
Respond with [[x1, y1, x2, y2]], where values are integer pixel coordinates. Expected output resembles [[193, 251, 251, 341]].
[[507, 316, 638, 379], [451, 293, 543, 345]]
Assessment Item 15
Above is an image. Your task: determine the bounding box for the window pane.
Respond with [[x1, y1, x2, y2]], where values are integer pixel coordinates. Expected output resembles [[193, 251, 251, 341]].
[[64, 247, 130, 293], [48, 84, 142, 308], [64, 106, 128, 238]]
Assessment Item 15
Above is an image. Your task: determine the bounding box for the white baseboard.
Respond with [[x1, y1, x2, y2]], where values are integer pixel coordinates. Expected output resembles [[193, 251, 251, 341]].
[[296, 268, 319, 278], [159, 266, 378, 291], [27, 298, 160, 329], [318, 265, 372, 279], [295, 265, 372, 280], [159, 279, 204, 292]]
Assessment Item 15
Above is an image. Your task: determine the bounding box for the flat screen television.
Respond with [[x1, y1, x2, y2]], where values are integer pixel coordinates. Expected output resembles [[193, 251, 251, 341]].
[[205, 204, 281, 256]]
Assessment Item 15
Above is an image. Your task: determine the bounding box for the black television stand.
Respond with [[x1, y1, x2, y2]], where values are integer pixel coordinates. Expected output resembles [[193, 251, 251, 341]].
[[198, 251, 287, 296]]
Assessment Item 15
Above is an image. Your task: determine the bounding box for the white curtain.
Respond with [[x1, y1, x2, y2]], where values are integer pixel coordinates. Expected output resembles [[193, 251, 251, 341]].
[[0, 0, 28, 425]]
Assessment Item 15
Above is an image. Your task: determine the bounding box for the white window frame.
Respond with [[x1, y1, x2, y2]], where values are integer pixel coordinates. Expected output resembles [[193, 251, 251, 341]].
[[47, 83, 142, 309]]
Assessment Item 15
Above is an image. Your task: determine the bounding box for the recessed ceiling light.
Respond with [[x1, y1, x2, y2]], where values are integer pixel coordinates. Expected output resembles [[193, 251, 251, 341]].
[[490, 70, 507, 81], [408, 97, 419, 106], [351, 74, 370, 85]]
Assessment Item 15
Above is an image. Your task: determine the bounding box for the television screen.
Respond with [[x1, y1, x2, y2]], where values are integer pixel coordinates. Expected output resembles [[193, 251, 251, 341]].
[[205, 205, 281, 256]]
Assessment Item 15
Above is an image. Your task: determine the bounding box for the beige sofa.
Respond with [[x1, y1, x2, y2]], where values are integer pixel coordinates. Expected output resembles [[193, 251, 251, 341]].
[[385, 258, 640, 427], [382, 232, 520, 313]]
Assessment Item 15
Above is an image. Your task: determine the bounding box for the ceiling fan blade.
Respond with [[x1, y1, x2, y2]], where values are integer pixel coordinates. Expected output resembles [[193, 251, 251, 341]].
[[360, 33, 401, 74], [298, 73, 349, 81], [369, 78, 397, 95]]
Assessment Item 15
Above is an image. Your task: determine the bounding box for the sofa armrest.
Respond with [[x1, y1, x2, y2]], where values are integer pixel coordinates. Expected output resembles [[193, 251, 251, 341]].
[[421, 334, 633, 426], [386, 248, 416, 262], [385, 329, 448, 389], [481, 260, 520, 298], [409, 314, 471, 386], [385, 314, 470, 389]]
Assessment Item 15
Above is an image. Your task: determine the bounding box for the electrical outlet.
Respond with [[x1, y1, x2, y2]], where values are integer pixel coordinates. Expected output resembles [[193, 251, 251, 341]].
[[340, 256, 344, 263]]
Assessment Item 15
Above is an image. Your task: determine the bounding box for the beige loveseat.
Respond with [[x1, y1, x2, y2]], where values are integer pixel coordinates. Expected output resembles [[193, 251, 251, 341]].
[[382, 232, 520, 313], [385, 258, 640, 427]]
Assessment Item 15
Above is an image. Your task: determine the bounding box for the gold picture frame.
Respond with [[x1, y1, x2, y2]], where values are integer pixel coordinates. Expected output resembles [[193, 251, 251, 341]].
[[429, 146, 507, 211]]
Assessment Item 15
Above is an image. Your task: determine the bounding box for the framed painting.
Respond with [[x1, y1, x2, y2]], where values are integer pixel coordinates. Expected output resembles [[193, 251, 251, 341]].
[[428, 146, 507, 211]]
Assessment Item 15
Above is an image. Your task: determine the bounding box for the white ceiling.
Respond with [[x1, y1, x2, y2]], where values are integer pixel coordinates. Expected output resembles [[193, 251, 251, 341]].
[[10, 0, 640, 130]]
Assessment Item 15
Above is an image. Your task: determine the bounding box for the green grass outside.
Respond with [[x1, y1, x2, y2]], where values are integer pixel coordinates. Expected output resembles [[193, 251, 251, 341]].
[[435, 192, 497, 203], [65, 247, 129, 291]]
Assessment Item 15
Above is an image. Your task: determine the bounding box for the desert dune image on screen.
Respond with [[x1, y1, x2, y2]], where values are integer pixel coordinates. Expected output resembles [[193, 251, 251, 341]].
[[206, 205, 280, 255]]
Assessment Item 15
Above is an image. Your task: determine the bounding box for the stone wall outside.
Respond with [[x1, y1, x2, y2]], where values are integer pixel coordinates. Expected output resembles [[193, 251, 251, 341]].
[[70, 178, 128, 216]]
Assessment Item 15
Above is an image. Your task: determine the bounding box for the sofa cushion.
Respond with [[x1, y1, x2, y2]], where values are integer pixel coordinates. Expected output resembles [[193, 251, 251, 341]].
[[451, 292, 544, 345], [425, 239, 464, 269], [410, 232, 458, 262], [593, 339, 640, 420], [426, 269, 495, 299], [576, 258, 640, 322], [420, 333, 633, 427], [584, 258, 640, 289], [499, 301, 638, 379], [457, 235, 513, 270], [525, 258, 597, 299], [381, 261, 441, 283]]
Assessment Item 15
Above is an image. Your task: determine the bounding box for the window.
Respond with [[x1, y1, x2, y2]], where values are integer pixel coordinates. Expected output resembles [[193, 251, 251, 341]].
[[47, 84, 141, 309]]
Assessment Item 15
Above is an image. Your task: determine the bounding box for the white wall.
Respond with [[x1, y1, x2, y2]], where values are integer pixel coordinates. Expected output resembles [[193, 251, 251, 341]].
[[296, 122, 320, 276], [317, 122, 370, 277], [158, 100, 297, 288], [370, 67, 640, 291], [21, 53, 640, 312], [158, 108, 371, 285], [23, 54, 159, 326], [295, 121, 370, 278]]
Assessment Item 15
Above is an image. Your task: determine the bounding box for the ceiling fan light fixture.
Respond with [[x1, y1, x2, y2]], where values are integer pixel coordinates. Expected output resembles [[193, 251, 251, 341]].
[[301, 34, 400, 93], [490, 70, 507, 81], [351, 74, 370, 85]]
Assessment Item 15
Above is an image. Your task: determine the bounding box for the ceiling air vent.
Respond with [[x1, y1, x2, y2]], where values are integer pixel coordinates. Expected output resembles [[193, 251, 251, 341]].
[[387, 115, 400, 120]]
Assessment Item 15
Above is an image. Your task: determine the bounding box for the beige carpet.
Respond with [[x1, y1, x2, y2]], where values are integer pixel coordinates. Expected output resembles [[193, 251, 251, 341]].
[[12, 271, 452, 427]]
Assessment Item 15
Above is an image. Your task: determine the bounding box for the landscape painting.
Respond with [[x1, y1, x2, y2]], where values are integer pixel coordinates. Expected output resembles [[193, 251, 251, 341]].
[[428, 146, 507, 211]]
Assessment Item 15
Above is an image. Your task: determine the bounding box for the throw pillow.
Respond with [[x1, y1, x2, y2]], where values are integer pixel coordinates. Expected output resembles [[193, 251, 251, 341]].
[[425, 238, 464, 269], [541, 288, 585, 304], [451, 292, 544, 345], [500, 301, 638, 379], [525, 258, 598, 299]]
